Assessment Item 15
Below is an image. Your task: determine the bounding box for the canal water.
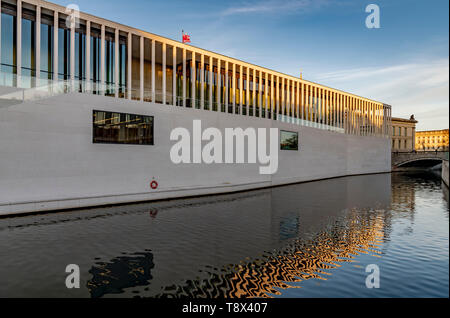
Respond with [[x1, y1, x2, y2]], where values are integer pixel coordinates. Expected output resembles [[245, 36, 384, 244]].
[[0, 173, 448, 298]]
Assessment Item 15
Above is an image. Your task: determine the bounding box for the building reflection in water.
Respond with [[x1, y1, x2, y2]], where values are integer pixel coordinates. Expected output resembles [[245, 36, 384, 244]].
[[87, 251, 154, 298], [154, 209, 385, 298], [82, 174, 392, 298], [4, 173, 447, 298]]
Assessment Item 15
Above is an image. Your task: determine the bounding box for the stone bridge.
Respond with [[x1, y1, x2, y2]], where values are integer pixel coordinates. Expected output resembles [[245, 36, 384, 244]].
[[392, 151, 449, 170]]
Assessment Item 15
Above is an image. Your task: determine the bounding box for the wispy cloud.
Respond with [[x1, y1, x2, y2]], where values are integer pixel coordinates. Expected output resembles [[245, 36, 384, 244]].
[[314, 59, 449, 130], [221, 0, 329, 16]]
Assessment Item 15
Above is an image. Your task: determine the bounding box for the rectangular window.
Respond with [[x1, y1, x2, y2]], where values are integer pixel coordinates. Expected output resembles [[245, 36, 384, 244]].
[[280, 130, 299, 151], [93, 110, 154, 145]]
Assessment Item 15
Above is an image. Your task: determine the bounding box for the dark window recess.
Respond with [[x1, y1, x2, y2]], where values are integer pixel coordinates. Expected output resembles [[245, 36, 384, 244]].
[[280, 130, 299, 151], [93, 110, 154, 145]]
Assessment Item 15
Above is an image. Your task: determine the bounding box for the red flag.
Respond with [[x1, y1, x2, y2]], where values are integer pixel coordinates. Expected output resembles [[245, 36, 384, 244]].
[[182, 33, 191, 44]]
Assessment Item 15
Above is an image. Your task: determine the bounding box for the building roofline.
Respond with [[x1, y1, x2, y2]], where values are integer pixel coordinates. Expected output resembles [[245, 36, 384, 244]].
[[416, 129, 449, 133], [15, 0, 389, 106], [391, 117, 418, 124]]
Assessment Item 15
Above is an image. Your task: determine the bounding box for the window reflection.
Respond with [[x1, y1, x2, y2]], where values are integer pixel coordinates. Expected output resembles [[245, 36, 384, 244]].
[[280, 130, 299, 151], [93, 110, 154, 145]]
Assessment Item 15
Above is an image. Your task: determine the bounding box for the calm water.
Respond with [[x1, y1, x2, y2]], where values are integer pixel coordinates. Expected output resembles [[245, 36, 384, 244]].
[[0, 172, 448, 298]]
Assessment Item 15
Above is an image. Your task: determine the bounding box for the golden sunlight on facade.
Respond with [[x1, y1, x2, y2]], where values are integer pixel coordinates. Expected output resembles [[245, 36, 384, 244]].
[[415, 129, 449, 151], [391, 115, 418, 152]]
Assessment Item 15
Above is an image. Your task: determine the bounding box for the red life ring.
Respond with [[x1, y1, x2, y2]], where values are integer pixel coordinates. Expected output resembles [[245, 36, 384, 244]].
[[150, 180, 158, 190]]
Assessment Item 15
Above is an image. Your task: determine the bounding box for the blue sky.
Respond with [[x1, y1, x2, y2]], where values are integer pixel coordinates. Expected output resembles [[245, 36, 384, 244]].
[[53, 0, 449, 130]]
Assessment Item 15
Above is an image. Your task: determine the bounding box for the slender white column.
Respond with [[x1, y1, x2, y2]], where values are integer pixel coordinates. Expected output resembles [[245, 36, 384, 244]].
[[0, 1, 2, 67], [370, 102, 376, 136], [323, 88, 326, 125], [355, 98, 358, 135], [356, 99, 359, 135], [200, 54, 204, 109], [173, 46, 176, 105], [217, 59, 221, 111], [35, 6, 41, 81], [286, 79, 290, 119], [264, 72, 268, 118], [324, 90, 328, 127], [305, 84, 309, 122], [300, 82, 304, 121], [359, 99, 362, 136], [268, 74, 275, 118], [16, 0, 22, 78], [275, 76, 279, 118], [311, 86, 314, 123], [209, 56, 213, 110], [361, 100, 364, 135], [182, 48, 186, 107], [374, 103, 377, 135], [282, 77, 285, 117], [191, 51, 195, 108], [350, 97, 354, 133], [289, 80, 293, 119], [162, 42, 166, 104], [338, 93, 341, 128], [371, 103, 373, 135], [246, 67, 250, 115], [296, 81, 299, 121], [315, 86, 319, 124], [347, 96, 350, 133], [252, 68, 256, 116], [139, 36, 143, 101], [292, 80, 295, 120], [325, 92, 336, 126], [334, 93, 337, 128], [151, 40, 155, 102], [328, 89, 331, 126], [127, 32, 131, 99], [86, 21, 91, 90], [367, 101, 370, 135], [291, 80, 295, 119], [319, 88, 322, 125], [258, 71, 263, 118], [225, 61, 228, 111], [114, 29, 119, 98], [70, 12, 75, 82], [346, 96, 350, 133], [331, 92, 334, 128], [239, 65, 243, 115], [379, 104, 382, 136], [353, 98, 357, 135], [336, 93, 340, 129], [232, 63, 236, 112], [100, 25, 105, 91], [333, 91, 336, 127], [53, 11, 58, 80], [331, 91, 334, 127]]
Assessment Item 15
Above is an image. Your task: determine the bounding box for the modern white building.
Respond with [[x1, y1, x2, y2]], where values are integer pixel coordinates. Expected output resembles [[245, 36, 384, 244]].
[[0, 0, 392, 215]]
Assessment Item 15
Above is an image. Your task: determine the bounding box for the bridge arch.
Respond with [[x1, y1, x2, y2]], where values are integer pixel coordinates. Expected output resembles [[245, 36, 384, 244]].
[[395, 158, 443, 168], [392, 151, 449, 170]]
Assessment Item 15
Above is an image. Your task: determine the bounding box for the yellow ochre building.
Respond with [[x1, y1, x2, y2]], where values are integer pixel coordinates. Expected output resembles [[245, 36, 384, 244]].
[[416, 129, 449, 151]]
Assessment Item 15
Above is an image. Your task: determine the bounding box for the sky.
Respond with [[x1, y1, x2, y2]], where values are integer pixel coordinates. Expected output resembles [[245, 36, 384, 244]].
[[52, 0, 449, 131]]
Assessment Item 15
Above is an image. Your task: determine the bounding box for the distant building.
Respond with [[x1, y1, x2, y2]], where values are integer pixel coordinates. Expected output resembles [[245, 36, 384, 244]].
[[416, 129, 449, 151], [391, 115, 418, 152]]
